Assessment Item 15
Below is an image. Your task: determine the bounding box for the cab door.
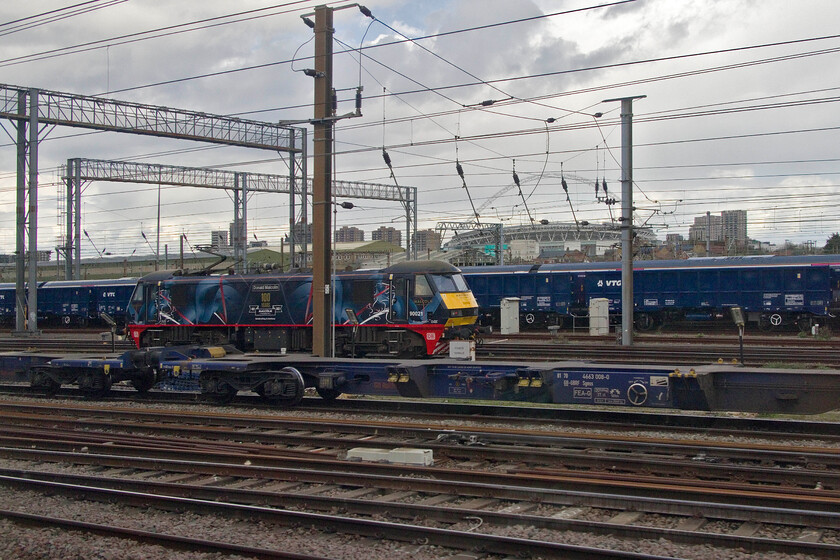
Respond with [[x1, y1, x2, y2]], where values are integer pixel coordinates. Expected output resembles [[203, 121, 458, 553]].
[[388, 277, 409, 323]]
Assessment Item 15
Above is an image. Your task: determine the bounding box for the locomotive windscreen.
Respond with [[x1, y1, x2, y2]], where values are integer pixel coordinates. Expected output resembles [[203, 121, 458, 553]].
[[431, 273, 469, 293]]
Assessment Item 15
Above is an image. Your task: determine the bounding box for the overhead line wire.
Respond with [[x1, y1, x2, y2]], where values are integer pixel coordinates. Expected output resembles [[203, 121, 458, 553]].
[[0, 1, 347, 69], [0, 0, 127, 37]]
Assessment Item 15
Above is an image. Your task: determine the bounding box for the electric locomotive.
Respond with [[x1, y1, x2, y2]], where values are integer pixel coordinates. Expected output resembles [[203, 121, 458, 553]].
[[126, 260, 479, 357]]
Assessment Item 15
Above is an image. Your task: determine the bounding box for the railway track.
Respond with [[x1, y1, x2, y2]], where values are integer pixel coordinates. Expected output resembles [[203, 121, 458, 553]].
[[0, 400, 837, 558], [2, 332, 840, 367], [477, 339, 840, 366]]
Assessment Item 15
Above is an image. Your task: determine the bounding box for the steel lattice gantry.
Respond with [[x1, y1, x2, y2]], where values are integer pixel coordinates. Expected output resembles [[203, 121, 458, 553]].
[[62, 158, 419, 274], [436, 221, 504, 265], [0, 84, 304, 333]]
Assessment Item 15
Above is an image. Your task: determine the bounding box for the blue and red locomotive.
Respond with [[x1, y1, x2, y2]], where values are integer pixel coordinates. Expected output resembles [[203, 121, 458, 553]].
[[126, 260, 479, 357]]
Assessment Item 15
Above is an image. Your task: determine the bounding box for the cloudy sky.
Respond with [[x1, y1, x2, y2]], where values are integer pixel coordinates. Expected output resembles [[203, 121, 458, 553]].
[[1, 0, 839, 259]]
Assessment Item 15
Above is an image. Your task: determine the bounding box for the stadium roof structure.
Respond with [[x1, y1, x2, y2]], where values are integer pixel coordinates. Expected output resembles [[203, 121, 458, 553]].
[[441, 222, 657, 251]]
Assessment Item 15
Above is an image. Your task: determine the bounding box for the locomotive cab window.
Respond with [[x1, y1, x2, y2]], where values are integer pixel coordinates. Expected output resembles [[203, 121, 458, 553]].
[[431, 273, 469, 293], [129, 285, 147, 321], [414, 274, 433, 298]]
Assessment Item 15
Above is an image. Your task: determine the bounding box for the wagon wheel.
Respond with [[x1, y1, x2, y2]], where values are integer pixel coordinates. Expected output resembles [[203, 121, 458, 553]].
[[260, 367, 305, 407], [202, 376, 237, 404], [634, 313, 656, 332], [38, 377, 61, 397], [29, 367, 61, 396], [131, 372, 157, 394], [41, 379, 61, 397], [81, 376, 112, 399], [797, 316, 814, 333], [208, 382, 237, 405]]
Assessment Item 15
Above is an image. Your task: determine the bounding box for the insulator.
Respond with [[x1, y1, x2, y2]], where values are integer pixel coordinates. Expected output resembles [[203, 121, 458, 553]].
[[512, 171, 520, 187], [359, 5, 373, 18], [456, 162, 465, 179], [561, 177, 568, 193], [382, 149, 392, 168], [595, 181, 599, 194], [602, 178, 608, 193]]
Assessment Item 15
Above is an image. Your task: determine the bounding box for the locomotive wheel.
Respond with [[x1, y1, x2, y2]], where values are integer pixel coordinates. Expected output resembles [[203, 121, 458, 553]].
[[316, 387, 342, 401]]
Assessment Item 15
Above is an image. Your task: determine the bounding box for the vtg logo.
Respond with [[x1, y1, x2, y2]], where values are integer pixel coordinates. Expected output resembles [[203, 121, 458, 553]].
[[597, 280, 622, 287]]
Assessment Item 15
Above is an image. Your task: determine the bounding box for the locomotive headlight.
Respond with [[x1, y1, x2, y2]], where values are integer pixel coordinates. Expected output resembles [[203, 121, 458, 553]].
[[439, 291, 479, 328]]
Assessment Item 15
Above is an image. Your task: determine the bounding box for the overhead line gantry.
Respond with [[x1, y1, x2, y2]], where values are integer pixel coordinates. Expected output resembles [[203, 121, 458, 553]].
[[60, 158, 417, 276], [0, 84, 305, 334]]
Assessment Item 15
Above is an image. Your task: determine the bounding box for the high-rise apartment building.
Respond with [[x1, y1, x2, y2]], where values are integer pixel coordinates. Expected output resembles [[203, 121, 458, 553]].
[[413, 229, 441, 253], [371, 226, 402, 247], [335, 226, 365, 242]]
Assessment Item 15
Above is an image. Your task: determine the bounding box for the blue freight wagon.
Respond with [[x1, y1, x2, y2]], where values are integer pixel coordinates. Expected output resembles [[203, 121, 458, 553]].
[[0, 278, 137, 327], [463, 255, 840, 332]]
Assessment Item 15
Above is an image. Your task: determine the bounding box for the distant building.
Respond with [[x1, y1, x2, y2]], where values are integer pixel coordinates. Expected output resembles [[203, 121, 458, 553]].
[[509, 239, 539, 262], [335, 226, 365, 243], [722, 210, 748, 243], [211, 230, 229, 249], [688, 210, 748, 248], [286, 221, 312, 245], [228, 221, 246, 249], [413, 229, 441, 253], [371, 226, 401, 247], [689, 214, 722, 242]]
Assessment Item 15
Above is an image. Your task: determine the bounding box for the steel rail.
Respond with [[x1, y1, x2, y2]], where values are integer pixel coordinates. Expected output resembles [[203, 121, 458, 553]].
[[0, 508, 328, 560], [1, 391, 838, 438], [0, 474, 673, 560], [2, 411, 839, 493], [2, 468, 838, 558], [0, 441, 838, 519]]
